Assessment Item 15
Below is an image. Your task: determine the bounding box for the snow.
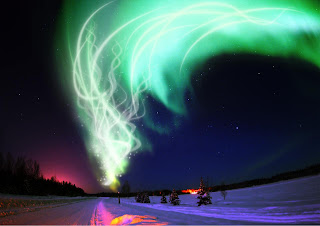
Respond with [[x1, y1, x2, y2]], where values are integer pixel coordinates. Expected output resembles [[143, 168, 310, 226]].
[[1, 175, 320, 224], [0, 198, 99, 225], [0, 194, 90, 219], [119, 175, 320, 224]]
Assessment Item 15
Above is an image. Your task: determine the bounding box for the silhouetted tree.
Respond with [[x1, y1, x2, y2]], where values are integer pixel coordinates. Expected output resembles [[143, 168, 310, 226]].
[[205, 190, 212, 204], [33, 161, 41, 179], [142, 192, 150, 203], [0, 152, 4, 171], [121, 180, 130, 197], [50, 175, 57, 182], [5, 152, 14, 175], [169, 189, 180, 205], [220, 182, 228, 200], [135, 192, 143, 203], [0, 153, 85, 196], [15, 157, 27, 177], [160, 193, 167, 203], [135, 192, 150, 203], [197, 177, 212, 206]]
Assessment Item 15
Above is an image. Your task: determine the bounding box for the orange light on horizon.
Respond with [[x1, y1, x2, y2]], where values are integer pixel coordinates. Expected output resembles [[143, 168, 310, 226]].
[[181, 189, 199, 194]]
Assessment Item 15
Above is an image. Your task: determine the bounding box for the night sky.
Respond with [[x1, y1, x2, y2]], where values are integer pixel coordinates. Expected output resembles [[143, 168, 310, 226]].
[[3, 0, 320, 193]]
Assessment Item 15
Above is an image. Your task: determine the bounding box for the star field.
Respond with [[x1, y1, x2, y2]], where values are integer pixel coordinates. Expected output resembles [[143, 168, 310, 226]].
[[2, 0, 320, 193]]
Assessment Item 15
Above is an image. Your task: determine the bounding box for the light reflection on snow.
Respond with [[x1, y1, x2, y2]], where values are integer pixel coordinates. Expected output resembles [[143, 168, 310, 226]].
[[90, 200, 167, 225], [90, 201, 114, 225], [91, 176, 320, 224], [110, 214, 167, 225]]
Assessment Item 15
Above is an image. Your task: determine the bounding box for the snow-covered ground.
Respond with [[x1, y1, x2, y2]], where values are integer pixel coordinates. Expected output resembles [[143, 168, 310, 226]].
[[1, 175, 320, 224], [0, 195, 91, 220], [120, 175, 320, 224]]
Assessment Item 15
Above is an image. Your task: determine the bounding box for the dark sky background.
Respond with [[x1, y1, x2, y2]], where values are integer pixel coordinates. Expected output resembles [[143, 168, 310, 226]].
[[2, 0, 320, 193]]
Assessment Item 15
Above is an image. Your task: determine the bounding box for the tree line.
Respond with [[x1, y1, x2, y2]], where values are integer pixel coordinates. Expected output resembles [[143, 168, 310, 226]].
[[210, 163, 320, 192], [97, 163, 320, 198], [0, 152, 85, 196]]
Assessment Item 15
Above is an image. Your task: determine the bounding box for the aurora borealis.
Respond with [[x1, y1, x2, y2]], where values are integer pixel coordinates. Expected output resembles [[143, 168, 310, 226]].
[[59, 0, 320, 189], [2, 0, 320, 193]]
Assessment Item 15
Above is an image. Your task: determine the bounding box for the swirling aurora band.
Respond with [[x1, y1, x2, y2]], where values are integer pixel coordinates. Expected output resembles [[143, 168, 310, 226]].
[[59, 0, 320, 189]]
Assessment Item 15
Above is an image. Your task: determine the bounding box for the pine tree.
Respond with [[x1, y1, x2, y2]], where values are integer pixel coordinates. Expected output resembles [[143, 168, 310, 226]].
[[169, 189, 180, 205], [142, 192, 150, 203], [197, 177, 206, 206], [160, 193, 167, 203], [197, 177, 212, 206], [135, 192, 142, 203], [205, 190, 212, 204]]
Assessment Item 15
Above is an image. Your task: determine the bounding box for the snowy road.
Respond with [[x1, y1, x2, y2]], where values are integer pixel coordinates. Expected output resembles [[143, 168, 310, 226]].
[[0, 198, 99, 225], [1, 175, 320, 224], [0, 197, 249, 225]]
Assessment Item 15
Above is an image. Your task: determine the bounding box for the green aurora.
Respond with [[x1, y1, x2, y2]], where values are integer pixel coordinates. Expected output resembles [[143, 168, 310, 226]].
[[58, 0, 320, 189]]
